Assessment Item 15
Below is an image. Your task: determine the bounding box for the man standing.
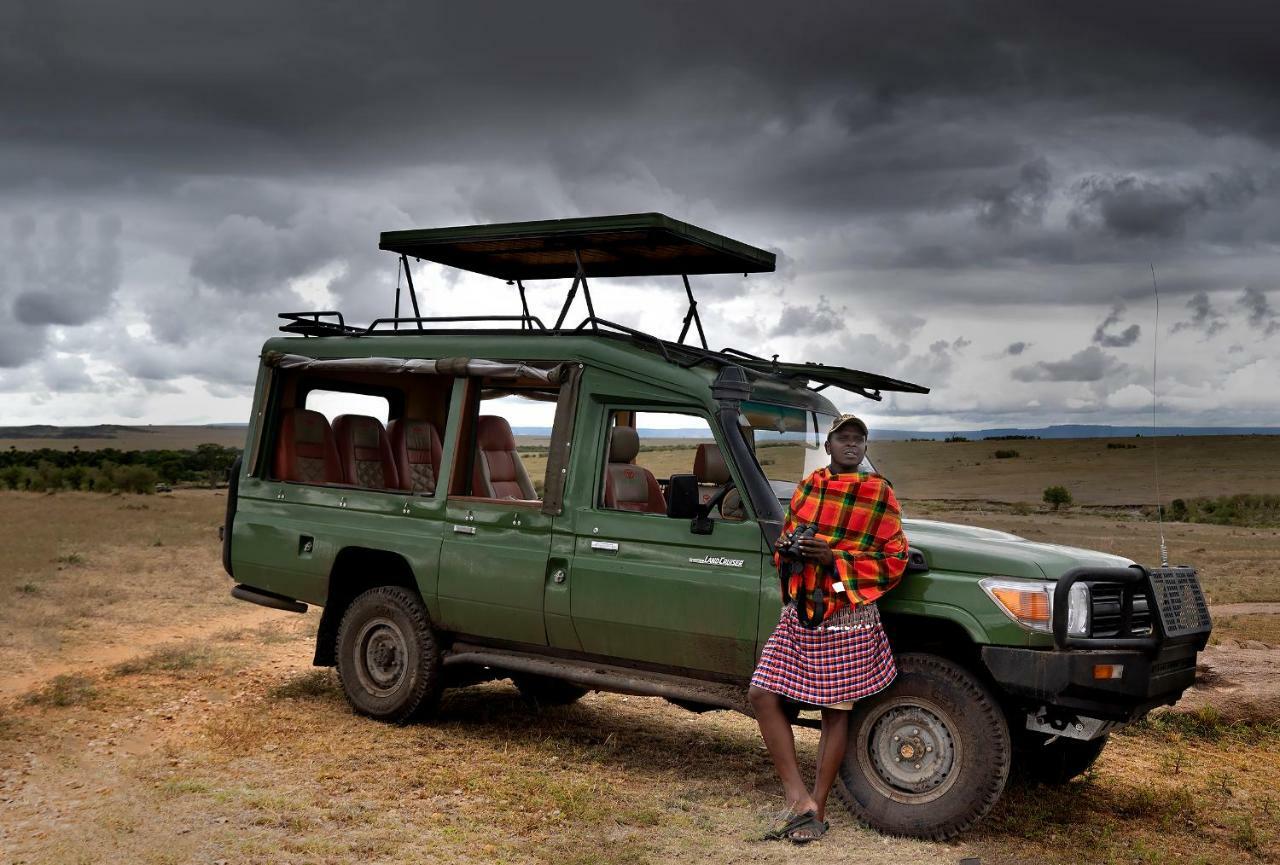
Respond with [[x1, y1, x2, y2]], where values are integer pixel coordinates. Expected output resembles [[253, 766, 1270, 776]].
[[748, 414, 909, 843]]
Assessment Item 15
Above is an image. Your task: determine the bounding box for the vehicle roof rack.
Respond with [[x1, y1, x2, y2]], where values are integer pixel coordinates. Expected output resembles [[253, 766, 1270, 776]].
[[378, 212, 775, 281], [274, 310, 928, 400]]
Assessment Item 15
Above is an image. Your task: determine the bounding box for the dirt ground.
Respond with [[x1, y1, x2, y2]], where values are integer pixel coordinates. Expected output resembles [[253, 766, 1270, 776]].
[[2, 490, 1277, 864]]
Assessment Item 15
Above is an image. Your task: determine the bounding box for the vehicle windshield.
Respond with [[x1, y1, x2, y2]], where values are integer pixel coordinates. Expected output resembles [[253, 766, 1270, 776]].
[[738, 401, 875, 488]]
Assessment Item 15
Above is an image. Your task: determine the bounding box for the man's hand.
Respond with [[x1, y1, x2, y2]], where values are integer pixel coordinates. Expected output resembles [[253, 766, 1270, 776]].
[[797, 536, 833, 565]]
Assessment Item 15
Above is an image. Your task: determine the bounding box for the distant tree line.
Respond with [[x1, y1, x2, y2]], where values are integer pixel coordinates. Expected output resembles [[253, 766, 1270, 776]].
[[0, 444, 241, 493]]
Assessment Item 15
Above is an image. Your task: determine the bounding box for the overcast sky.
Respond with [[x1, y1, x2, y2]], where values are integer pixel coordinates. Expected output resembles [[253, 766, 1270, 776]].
[[2, 0, 1278, 431]]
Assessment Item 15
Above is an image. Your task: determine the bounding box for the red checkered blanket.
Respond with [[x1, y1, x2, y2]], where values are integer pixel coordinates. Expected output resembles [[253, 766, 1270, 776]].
[[776, 468, 909, 622]]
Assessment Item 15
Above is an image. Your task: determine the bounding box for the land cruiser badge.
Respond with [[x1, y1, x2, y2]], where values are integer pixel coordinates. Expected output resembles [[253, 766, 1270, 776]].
[[688, 555, 744, 568]]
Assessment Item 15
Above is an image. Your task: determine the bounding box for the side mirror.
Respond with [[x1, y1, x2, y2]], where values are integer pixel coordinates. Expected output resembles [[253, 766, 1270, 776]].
[[667, 474, 700, 519], [668, 474, 714, 535]]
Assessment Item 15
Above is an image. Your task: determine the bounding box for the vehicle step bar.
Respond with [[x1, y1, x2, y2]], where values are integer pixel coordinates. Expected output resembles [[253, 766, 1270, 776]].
[[231, 584, 308, 613], [443, 643, 751, 715]]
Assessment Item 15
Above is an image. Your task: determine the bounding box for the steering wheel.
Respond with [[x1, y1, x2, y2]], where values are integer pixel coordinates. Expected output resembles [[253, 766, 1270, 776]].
[[705, 481, 746, 521]]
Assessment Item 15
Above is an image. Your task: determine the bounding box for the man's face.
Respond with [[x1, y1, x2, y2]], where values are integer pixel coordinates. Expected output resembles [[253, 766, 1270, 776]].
[[825, 426, 868, 472]]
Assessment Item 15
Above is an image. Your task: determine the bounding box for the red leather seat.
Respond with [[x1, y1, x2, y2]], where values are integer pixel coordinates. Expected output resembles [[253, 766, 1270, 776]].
[[388, 418, 443, 494], [273, 408, 343, 484], [693, 443, 730, 505], [603, 426, 666, 514], [333, 414, 400, 490], [472, 415, 538, 499]]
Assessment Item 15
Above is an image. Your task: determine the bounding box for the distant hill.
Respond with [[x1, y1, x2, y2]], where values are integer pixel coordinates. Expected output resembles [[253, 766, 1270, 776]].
[[516, 424, 1280, 440]]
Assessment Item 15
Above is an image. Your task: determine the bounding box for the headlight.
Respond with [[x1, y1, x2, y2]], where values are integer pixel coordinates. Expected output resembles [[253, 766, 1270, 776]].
[[1066, 582, 1091, 636], [980, 577, 1054, 633]]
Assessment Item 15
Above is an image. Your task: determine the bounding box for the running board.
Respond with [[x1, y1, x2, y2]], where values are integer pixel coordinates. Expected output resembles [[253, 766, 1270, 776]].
[[231, 584, 308, 613], [443, 643, 752, 715]]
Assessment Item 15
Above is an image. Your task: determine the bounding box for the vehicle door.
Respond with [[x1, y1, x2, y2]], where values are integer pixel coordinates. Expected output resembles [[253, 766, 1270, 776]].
[[565, 404, 765, 678], [436, 376, 560, 646]]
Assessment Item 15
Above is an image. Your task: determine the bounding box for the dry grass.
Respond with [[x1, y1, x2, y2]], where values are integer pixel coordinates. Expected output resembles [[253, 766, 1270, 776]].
[[1211, 614, 1280, 646], [0, 447, 1276, 863]]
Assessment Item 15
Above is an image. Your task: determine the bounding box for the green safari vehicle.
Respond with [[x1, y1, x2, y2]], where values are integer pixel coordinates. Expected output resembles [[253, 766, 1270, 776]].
[[221, 213, 1211, 839]]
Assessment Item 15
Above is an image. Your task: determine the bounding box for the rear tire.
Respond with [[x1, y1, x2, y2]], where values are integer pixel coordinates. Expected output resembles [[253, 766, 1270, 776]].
[[1015, 733, 1108, 785], [512, 674, 589, 707], [336, 586, 442, 722], [835, 653, 1011, 841]]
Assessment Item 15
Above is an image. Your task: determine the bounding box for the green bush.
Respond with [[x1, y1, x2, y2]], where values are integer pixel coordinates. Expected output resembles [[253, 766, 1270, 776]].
[[1043, 485, 1072, 511], [111, 465, 159, 494]]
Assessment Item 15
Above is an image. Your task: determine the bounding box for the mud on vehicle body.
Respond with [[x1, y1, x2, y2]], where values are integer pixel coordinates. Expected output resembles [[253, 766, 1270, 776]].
[[222, 213, 1212, 840]]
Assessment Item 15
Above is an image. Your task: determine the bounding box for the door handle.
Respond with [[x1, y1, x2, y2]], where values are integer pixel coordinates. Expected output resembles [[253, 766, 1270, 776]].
[[453, 525, 477, 535], [590, 540, 619, 552]]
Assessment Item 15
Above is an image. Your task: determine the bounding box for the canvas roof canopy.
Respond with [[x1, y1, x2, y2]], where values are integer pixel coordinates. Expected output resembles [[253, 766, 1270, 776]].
[[379, 212, 776, 280]]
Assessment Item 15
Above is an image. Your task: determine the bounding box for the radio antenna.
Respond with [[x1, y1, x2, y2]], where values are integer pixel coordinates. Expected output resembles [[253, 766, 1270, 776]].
[[1150, 263, 1169, 567]]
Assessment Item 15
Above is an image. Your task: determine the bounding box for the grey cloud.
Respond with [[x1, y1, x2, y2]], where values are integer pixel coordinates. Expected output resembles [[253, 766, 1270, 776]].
[[769, 296, 845, 337], [882, 313, 926, 339], [1069, 171, 1257, 239], [9, 212, 122, 327], [1005, 341, 1030, 355], [1093, 302, 1142, 347], [1238, 286, 1279, 337], [1012, 345, 1127, 382], [976, 158, 1051, 230], [41, 354, 94, 392], [1170, 291, 1228, 337]]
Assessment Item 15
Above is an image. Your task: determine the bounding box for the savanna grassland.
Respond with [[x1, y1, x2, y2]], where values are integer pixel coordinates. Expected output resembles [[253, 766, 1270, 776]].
[[2, 436, 1278, 864]]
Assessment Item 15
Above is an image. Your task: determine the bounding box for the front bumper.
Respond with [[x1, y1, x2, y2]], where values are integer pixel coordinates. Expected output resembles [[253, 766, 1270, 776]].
[[983, 564, 1211, 723], [981, 641, 1199, 722]]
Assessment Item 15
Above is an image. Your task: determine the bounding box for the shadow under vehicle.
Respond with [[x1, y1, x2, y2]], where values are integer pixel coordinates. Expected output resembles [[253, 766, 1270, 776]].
[[221, 213, 1211, 840]]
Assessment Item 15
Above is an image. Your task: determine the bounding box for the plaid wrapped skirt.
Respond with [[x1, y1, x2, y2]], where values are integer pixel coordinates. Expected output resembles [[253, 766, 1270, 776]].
[[750, 602, 896, 707]]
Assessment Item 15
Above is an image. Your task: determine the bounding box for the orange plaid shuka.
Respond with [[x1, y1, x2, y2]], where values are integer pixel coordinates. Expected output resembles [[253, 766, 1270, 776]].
[[776, 468, 909, 622]]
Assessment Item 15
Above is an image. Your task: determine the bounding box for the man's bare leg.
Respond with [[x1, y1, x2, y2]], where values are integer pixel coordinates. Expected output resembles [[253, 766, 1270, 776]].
[[811, 707, 851, 821], [748, 686, 818, 815]]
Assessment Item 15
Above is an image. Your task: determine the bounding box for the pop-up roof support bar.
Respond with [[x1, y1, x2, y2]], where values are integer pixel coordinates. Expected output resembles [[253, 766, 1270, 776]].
[[552, 250, 598, 331], [676, 274, 708, 350], [395, 255, 424, 331]]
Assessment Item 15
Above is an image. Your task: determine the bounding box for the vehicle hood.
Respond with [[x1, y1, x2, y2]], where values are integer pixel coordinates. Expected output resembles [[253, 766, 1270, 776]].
[[901, 517, 1135, 581]]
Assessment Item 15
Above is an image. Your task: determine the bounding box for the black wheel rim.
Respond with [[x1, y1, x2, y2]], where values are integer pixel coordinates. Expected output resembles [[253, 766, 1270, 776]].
[[856, 697, 961, 804], [353, 616, 409, 697]]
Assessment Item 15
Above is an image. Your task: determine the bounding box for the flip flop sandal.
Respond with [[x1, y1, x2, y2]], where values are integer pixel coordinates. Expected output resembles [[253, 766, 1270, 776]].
[[760, 809, 815, 841], [785, 813, 829, 844]]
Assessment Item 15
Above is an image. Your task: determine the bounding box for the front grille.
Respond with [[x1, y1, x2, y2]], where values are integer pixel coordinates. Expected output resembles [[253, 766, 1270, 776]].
[[1148, 567, 1212, 637], [1090, 585, 1153, 638]]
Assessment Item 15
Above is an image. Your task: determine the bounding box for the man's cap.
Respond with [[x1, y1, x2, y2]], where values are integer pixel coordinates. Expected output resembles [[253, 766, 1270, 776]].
[[826, 413, 868, 438]]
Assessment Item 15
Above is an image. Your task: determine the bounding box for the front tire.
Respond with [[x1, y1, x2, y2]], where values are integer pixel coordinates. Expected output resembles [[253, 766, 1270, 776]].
[[836, 653, 1011, 841], [1015, 733, 1108, 785], [335, 586, 442, 722]]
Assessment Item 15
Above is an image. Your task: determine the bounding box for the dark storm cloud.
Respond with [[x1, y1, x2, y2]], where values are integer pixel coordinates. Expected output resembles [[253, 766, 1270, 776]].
[[2, 1, 1280, 425], [1012, 346, 1126, 382], [1092, 303, 1141, 348], [1005, 341, 1030, 356], [1170, 291, 1228, 337], [1068, 171, 1258, 239], [976, 158, 1051, 231], [1238, 287, 1279, 337]]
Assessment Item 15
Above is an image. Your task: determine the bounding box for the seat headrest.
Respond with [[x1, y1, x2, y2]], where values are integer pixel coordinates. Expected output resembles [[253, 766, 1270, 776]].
[[334, 414, 385, 449], [477, 415, 517, 451], [609, 426, 640, 463], [287, 408, 332, 444], [693, 443, 730, 484]]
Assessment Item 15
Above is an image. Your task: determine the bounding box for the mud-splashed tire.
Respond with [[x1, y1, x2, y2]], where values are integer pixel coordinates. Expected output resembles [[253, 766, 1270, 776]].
[[336, 586, 442, 723], [835, 653, 1011, 841], [1015, 734, 1108, 786], [512, 674, 589, 707]]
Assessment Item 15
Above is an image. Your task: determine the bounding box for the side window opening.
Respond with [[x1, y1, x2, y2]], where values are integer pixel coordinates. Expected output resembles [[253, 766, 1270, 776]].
[[600, 410, 747, 521], [270, 371, 452, 495], [450, 378, 561, 503]]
